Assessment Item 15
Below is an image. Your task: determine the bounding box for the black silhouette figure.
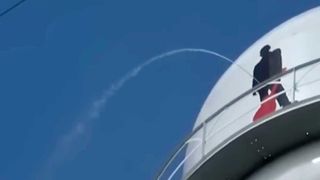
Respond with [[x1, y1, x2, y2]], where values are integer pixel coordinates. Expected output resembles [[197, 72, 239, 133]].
[[252, 45, 290, 107]]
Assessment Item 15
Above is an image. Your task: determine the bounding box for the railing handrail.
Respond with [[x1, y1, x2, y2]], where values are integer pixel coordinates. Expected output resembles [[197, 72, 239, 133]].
[[156, 57, 320, 180]]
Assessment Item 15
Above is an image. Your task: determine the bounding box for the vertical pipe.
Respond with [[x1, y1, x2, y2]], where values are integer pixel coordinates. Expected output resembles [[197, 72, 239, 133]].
[[292, 68, 296, 102], [201, 122, 206, 158]]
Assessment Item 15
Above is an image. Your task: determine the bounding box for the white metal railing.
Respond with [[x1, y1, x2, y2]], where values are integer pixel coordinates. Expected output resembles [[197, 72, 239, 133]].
[[156, 58, 320, 180]]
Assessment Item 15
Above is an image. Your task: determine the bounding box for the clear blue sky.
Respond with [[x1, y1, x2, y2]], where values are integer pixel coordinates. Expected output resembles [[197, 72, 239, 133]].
[[0, 0, 319, 179]]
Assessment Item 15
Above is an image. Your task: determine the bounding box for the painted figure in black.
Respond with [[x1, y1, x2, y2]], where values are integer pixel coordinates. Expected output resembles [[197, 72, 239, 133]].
[[252, 45, 290, 107]]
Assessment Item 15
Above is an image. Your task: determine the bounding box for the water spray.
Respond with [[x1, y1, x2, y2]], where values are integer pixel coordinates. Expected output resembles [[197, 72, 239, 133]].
[[44, 48, 255, 178]]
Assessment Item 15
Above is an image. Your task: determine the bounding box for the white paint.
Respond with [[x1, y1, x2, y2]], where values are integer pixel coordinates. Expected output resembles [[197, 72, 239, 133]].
[[312, 157, 320, 164], [184, 6, 320, 176]]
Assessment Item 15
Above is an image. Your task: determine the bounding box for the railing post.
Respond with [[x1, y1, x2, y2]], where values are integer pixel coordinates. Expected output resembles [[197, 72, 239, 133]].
[[201, 121, 206, 158], [292, 68, 296, 102]]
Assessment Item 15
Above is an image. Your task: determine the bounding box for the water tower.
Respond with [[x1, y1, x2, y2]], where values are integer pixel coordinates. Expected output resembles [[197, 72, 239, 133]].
[[157, 6, 320, 180]]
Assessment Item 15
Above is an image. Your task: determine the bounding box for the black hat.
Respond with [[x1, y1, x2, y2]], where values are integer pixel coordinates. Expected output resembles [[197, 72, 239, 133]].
[[260, 45, 271, 57]]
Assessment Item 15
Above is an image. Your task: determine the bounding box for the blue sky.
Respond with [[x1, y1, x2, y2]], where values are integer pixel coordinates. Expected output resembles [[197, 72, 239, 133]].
[[0, 0, 319, 180]]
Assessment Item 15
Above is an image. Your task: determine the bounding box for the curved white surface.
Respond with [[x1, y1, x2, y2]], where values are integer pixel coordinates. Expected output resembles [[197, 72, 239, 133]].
[[196, 6, 320, 128], [248, 140, 320, 180], [184, 6, 320, 176]]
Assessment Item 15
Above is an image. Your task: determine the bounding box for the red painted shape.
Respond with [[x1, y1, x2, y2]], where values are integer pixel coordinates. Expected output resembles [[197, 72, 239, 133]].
[[253, 84, 278, 122]]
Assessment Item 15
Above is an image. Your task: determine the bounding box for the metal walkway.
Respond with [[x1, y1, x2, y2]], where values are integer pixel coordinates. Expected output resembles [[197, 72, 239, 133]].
[[189, 96, 320, 179]]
